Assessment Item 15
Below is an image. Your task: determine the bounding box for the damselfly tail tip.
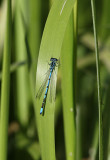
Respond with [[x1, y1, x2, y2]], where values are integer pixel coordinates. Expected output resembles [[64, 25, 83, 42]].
[[40, 108, 43, 114]]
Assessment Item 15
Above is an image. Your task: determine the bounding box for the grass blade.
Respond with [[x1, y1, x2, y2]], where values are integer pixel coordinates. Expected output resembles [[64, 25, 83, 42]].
[[15, 0, 30, 126], [61, 13, 76, 160], [36, 0, 76, 159], [102, 76, 110, 160], [91, 0, 103, 160], [99, 0, 110, 40], [27, 0, 41, 106], [0, 0, 12, 159], [28, 0, 41, 86]]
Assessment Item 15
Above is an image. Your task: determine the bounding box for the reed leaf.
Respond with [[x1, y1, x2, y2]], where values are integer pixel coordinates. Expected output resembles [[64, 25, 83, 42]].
[[36, 0, 76, 159], [0, 0, 12, 159], [91, 0, 103, 159]]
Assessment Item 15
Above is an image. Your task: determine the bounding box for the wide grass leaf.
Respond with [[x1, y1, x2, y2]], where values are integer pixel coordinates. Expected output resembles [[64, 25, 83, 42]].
[[36, 0, 76, 160]]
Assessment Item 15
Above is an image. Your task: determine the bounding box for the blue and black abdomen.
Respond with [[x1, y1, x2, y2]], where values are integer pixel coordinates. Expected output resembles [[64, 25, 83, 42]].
[[40, 70, 53, 114]]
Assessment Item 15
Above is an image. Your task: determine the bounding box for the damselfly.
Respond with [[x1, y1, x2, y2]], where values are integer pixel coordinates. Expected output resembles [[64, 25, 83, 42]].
[[36, 58, 59, 115]]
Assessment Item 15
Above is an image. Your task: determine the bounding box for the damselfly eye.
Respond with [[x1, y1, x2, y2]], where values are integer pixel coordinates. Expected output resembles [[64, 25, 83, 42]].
[[50, 58, 58, 62]]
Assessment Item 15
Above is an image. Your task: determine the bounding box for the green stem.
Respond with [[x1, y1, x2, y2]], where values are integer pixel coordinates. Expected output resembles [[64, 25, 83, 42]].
[[91, 0, 103, 160], [0, 0, 12, 160], [15, 0, 30, 126]]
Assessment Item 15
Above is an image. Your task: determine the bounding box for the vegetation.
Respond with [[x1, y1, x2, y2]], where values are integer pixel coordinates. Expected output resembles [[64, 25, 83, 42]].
[[0, 0, 110, 160]]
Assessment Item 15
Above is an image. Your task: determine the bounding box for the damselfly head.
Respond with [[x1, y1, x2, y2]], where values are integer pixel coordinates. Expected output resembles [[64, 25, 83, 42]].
[[50, 57, 58, 62]]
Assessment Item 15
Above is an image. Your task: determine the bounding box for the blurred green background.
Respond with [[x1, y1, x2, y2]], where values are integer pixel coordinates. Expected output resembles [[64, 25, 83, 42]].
[[0, 0, 110, 160]]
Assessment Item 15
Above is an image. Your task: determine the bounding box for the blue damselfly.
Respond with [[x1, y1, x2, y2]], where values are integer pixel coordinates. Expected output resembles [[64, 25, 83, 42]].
[[36, 58, 59, 115]]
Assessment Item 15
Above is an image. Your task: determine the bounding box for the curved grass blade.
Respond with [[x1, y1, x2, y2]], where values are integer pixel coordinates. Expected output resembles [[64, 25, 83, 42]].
[[0, 0, 12, 159], [91, 0, 103, 160], [36, 0, 76, 159]]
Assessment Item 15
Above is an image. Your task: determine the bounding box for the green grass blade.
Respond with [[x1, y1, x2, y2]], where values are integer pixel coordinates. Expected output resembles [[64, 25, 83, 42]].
[[28, 0, 41, 86], [36, 0, 76, 159], [90, 122, 99, 160], [0, 0, 7, 54], [27, 0, 41, 107], [15, 0, 30, 126], [0, 0, 12, 159], [49, 0, 53, 7], [61, 13, 76, 160], [99, 0, 110, 40], [91, 0, 103, 160], [102, 76, 110, 160]]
